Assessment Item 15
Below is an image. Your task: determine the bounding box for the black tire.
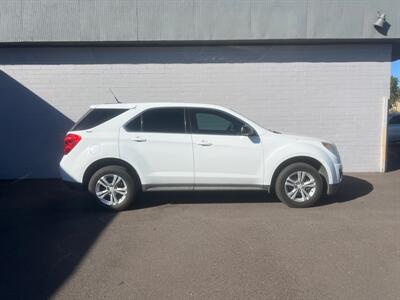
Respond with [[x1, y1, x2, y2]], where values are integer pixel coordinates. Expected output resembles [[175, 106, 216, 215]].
[[88, 165, 137, 211], [275, 162, 323, 208]]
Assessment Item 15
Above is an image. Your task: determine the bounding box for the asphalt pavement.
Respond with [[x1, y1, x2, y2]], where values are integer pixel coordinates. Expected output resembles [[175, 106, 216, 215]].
[[1, 168, 399, 299]]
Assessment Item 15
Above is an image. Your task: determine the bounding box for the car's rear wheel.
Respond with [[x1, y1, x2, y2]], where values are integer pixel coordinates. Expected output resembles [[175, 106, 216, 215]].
[[275, 162, 323, 208], [88, 165, 136, 211]]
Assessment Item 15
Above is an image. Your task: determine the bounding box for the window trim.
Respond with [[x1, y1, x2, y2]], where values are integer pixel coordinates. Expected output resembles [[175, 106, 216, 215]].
[[188, 108, 257, 136], [123, 107, 188, 134]]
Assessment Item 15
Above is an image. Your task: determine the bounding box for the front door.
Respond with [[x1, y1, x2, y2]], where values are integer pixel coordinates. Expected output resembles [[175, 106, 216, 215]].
[[189, 108, 264, 188]]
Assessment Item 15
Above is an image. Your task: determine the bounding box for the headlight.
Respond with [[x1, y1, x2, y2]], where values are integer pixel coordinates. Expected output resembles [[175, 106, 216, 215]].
[[322, 142, 338, 156]]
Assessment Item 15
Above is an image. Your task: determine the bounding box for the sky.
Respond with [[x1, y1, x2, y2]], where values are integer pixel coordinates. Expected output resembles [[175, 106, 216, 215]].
[[392, 60, 400, 79]]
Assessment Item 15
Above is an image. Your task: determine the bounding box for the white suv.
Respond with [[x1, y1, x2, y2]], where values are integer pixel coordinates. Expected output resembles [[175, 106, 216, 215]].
[[60, 103, 342, 210]]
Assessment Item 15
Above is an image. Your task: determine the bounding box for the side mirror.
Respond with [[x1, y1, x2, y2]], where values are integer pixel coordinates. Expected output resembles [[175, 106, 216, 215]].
[[240, 124, 255, 136]]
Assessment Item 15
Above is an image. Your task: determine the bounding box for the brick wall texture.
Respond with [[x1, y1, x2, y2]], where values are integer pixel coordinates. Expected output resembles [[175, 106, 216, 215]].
[[0, 44, 391, 178]]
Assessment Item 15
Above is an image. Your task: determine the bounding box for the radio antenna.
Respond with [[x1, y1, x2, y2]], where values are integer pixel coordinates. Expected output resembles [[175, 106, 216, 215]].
[[109, 88, 121, 103]]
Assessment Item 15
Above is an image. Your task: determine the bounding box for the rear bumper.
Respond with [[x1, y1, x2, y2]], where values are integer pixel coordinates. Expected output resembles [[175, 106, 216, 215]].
[[60, 164, 84, 191]]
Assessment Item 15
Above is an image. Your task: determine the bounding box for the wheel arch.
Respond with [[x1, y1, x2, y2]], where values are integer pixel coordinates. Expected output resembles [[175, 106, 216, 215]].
[[269, 156, 328, 195], [82, 158, 142, 191]]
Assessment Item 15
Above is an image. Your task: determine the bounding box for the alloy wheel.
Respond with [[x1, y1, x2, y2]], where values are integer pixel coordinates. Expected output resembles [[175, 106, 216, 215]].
[[284, 171, 317, 202], [95, 174, 128, 206]]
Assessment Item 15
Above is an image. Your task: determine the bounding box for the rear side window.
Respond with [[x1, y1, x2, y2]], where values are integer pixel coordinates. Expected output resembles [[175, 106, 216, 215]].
[[125, 108, 186, 133], [72, 109, 128, 131]]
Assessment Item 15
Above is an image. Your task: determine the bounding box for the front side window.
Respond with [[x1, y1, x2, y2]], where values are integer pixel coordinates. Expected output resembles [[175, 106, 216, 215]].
[[190, 109, 245, 135], [125, 108, 186, 133]]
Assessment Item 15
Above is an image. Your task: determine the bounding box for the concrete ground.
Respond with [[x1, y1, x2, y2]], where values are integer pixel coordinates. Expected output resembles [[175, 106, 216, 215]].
[[1, 164, 399, 299]]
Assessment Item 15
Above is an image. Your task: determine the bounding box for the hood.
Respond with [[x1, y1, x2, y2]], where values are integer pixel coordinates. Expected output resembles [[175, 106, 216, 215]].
[[265, 130, 329, 144]]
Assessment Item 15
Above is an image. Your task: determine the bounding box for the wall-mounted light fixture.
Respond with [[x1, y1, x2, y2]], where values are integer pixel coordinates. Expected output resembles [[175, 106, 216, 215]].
[[374, 12, 387, 30], [373, 11, 390, 35]]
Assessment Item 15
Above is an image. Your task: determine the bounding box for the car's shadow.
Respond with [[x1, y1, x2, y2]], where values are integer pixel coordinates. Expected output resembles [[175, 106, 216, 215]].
[[134, 190, 278, 210], [133, 175, 373, 209], [316, 175, 374, 206]]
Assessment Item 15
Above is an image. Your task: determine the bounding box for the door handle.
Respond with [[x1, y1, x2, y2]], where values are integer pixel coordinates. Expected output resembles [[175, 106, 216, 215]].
[[130, 136, 147, 142], [197, 140, 212, 146]]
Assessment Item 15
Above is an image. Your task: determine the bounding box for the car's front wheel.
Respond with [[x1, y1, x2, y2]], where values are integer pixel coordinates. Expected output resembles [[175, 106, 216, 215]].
[[275, 162, 323, 208], [88, 165, 136, 211]]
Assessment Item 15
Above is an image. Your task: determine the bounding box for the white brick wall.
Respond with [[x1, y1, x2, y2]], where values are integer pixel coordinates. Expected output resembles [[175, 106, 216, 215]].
[[0, 44, 391, 178]]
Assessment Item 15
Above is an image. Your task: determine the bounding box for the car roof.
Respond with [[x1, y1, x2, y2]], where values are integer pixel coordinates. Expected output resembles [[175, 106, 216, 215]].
[[90, 102, 229, 110]]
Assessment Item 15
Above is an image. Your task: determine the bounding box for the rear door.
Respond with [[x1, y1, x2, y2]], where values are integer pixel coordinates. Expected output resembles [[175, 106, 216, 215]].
[[119, 107, 194, 189], [189, 108, 264, 188]]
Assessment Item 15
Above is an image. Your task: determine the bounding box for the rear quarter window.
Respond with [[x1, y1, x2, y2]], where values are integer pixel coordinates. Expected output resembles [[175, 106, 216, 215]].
[[72, 109, 128, 131]]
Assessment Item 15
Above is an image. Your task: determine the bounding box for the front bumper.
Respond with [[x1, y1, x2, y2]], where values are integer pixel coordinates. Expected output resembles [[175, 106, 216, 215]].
[[327, 183, 340, 195], [327, 164, 343, 195]]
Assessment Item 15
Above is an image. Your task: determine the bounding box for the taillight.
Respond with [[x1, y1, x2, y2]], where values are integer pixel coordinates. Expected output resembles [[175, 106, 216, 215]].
[[64, 133, 81, 155]]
